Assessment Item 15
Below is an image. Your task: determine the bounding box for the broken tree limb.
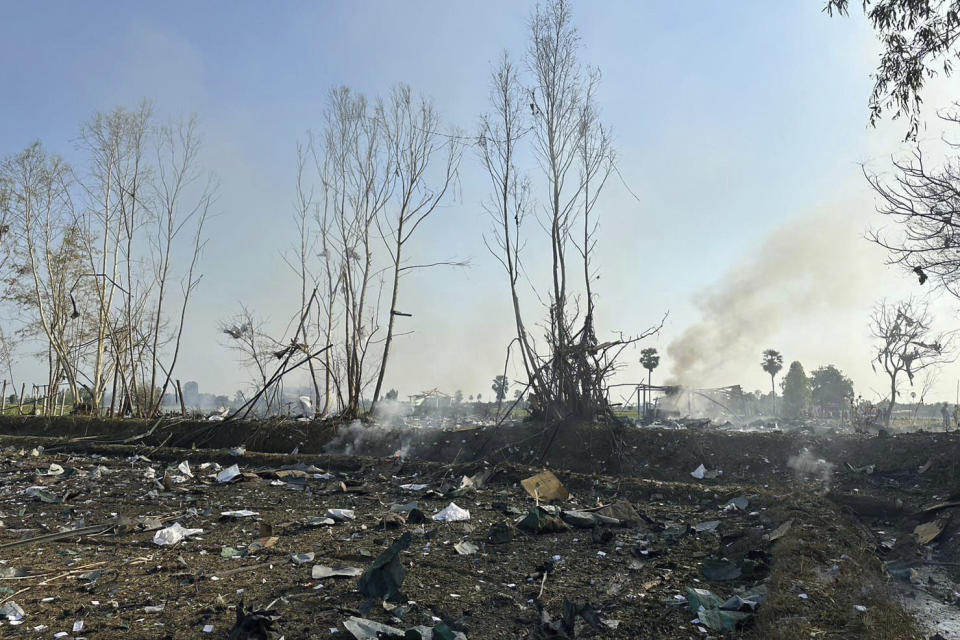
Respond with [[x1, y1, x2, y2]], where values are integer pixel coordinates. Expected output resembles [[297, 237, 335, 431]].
[[227, 344, 332, 422], [0, 523, 115, 551]]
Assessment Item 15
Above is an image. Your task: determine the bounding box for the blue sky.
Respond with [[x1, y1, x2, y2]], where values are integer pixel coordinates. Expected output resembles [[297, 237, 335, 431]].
[[2, 1, 958, 402]]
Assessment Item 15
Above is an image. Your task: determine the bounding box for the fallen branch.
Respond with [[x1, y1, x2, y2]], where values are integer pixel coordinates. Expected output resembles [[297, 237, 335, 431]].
[[0, 523, 115, 551]]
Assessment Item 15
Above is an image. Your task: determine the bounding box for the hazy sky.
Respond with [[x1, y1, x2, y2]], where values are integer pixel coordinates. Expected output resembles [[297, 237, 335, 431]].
[[2, 1, 960, 404]]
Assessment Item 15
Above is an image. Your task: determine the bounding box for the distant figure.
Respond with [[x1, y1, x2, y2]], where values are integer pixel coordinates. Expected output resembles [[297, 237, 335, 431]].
[[942, 402, 951, 431]]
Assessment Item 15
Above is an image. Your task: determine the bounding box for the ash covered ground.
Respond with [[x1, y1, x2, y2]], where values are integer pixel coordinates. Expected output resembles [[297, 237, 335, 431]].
[[0, 419, 955, 639]]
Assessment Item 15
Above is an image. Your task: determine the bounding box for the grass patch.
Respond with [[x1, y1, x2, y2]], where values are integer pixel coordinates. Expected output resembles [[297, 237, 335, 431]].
[[753, 494, 921, 639]]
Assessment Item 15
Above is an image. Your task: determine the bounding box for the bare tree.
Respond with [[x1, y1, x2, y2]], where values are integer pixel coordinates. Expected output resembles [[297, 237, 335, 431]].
[[866, 108, 960, 297], [285, 144, 325, 411], [871, 297, 955, 425], [1, 143, 85, 406], [369, 85, 464, 411], [483, 0, 656, 422], [315, 156, 343, 416], [0, 162, 19, 394], [479, 52, 542, 396], [144, 117, 215, 416], [320, 87, 393, 418], [220, 306, 283, 415], [76, 106, 138, 414]]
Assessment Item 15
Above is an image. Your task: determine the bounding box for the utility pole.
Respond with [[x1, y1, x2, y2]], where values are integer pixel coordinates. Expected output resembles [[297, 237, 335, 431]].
[[636, 385, 641, 423]]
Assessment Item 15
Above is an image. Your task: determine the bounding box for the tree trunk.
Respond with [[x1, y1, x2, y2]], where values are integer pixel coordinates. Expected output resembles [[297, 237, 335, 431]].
[[770, 374, 776, 416], [370, 251, 402, 413], [887, 376, 897, 427]]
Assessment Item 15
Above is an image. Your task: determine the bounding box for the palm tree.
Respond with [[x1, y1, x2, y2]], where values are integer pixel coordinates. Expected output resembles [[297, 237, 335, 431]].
[[640, 348, 660, 418], [762, 349, 784, 416]]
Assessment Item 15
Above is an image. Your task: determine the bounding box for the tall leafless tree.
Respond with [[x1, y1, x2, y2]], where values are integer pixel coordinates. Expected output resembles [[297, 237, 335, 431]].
[[319, 87, 393, 418], [144, 117, 215, 416], [1, 143, 86, 405], [479, 53, 541, 394], [369, 85, 464, 412], [480, 0, 656, 422]]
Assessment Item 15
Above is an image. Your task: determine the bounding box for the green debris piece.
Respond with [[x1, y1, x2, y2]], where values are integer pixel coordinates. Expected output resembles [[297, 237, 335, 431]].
[[702, 557, 742, 582], [432, 623, 458, 640], [884, 560, 916, 581], [685, 587, 723, 613], [698, 607, 753, 632], [516, 507, 569, 534], [25, 487, 59, 504], [358, 532, 412, 603], [221, 546, 242, 558], [683, 584, 765, 632]]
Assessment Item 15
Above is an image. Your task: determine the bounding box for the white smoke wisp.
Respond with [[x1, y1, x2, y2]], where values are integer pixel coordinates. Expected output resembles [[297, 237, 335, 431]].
[[787, 447, 835, 491], [371, 399, 410, 427], [322, 419, 424, 460], [666, 209, 877, 388]]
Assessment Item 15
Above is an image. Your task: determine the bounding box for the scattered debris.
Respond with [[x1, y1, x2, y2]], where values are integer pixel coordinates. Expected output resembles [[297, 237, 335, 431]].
[[722, 496, 749, 511], [487, 522, 514, 544], [694, 520, 721, 533], [517, 507, 569, 534], [521, 470, 569, 502], [454, 540, 479, 555], [342, 616, 467, 640], [690, 464, 721, 480], [23, 486, 59, 503], [532, 599, 601, 639], [914, 519, 948, 545], [357, 532, 412, 602], [153, 522, 203, 546], [0, 601, 24, 622], [217, 464, 242, 483], [221, 510, 259, 519], [766, 519, 793, 542], [682, 585, 765, 632], [846, 462, 875, 475], [291, 552, 315, 565], [432, 502, 471, 522], [595, 500, 640, 525], [312, 565, 362, 579], [228, 599, 281, 640], [327, 508, 356, 522]]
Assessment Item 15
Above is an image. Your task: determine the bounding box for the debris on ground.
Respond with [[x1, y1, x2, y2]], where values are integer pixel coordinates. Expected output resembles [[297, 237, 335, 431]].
[[357, 532, 412, 602], [0, 421, 942, 638], [690, 463, 722, 480], [153, 522, 203, 546], [228, 599, 281, 640], [432, 502, 470, 522], [312, 565, 362, 579], [521, 470, 570, 502]]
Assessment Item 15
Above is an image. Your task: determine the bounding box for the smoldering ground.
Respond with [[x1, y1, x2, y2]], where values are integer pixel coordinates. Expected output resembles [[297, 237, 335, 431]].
[[323, 419, 415, 458], [787, 447, 835, 491]]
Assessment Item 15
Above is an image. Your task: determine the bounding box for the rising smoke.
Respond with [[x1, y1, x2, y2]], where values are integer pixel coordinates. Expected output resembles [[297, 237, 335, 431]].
[[787, 447, 835, 491], [324, 420, 414, 459], [666, 209, 878, 388]]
